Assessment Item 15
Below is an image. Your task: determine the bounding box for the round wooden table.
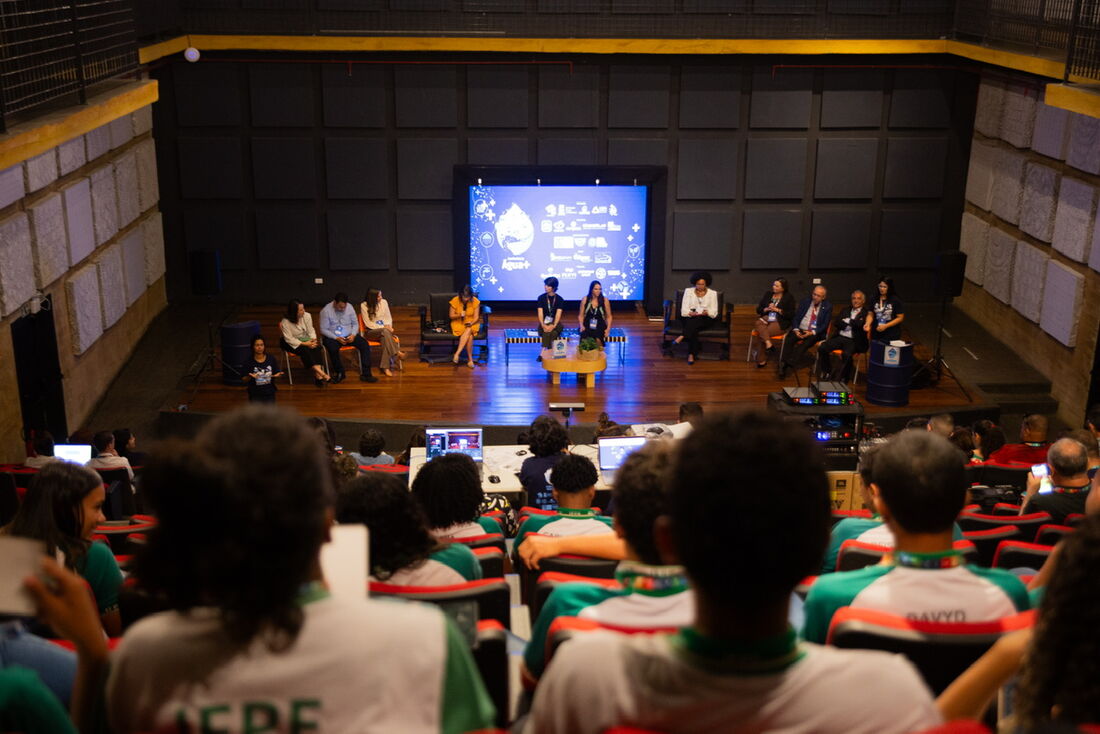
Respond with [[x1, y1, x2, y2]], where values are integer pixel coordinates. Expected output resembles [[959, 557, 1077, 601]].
[[542, 351, 607, 387]]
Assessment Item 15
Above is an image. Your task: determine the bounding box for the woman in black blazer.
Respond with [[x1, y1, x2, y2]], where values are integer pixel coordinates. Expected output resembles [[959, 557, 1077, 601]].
[[751, 278, 796, 368]]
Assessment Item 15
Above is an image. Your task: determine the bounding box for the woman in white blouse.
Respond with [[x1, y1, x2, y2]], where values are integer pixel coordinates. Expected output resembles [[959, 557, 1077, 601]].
[[673, 271, 719, 365], [279, 299, 330, 387], [360, 288, 405, 377]]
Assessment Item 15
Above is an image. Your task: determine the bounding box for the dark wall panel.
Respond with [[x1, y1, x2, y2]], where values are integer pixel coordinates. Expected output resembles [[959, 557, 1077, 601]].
[[742, 210, 802, 269], [325, 138, 388, 199], [537, 138, 599, 165], [539, 66, 599, 128], [810, 209, 871, 268], [322, 65, 386, 128], [252, 138, 317, 199], [679, 66, 740, 129], [814, 138, 877, 199], [395, 67, 457, 128], [328, 207, 390, 270], [250, 65, 314, 127], [183, 209, 249, 270], [468, 138, 530, 164], [255, 209, 320, 269], [749, 68, 812, 129], [884, 137, 948, 198], [677, 138, 737, 199], [468, 66, 529, 129], [396, 209, 452, 270], [173, 63, 241, 127], [397, 139, 459, 199], [879, 208, 942, 268], [672, 211, 735, 270], [607, 138, 668, 166], [821, 69, 883, 128], [745, 138, 807, 199], [608, 66, 670, 129], [889, 70, 952, 128], [178, 138, 243, 199]]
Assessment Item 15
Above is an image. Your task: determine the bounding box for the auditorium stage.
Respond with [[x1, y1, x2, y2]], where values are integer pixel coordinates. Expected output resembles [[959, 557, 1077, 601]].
[[158, 304, 998, 445]]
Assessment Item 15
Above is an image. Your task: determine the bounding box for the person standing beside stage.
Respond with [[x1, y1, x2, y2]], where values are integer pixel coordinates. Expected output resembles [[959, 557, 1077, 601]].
[[359, 287, 404, 378], [279, 299, 330, 387], [243, 335, 283, 404], [320, 292, 377, 383], [449, 284, 481, 368], [672, 271, 718, 365], [751, 277, 795, 368], [578, 279, 612, 345], [537, 276, 564, 361], [778, 284, 831, 380], [871, 276, 905, 343], [817, 290, 873, 382]]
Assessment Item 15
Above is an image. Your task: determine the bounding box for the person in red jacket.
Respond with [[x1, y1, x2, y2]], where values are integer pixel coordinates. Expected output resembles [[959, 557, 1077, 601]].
[[988, 413, 1050, 465]]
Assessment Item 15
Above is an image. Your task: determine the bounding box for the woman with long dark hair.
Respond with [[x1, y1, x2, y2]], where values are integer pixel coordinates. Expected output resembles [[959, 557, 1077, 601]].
[[359, 287, 404, 377], [578, 280, 612, 345], [751, 277, 795, 368], [449, 284, 481, 368], [6, 462, 121, 636], [871, 276, 905, 343], [971, 419, 1006, 462], [279, 299, 330, 387]]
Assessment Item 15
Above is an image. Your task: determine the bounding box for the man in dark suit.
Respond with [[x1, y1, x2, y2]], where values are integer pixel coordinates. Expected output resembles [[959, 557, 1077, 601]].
[[778, 285, 830, 379], [816, 290, 872, 382]]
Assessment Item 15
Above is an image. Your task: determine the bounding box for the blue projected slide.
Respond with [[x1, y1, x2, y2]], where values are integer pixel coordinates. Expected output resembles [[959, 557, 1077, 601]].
[[468, 185, 647, 301]]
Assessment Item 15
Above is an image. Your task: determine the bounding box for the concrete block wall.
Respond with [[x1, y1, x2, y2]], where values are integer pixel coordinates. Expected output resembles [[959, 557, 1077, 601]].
[[0, 101, 167, 461], [957, 71, 1100, 427]]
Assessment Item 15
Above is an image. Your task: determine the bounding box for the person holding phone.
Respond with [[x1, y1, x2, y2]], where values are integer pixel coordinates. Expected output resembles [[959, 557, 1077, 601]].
[[449, 285, 481, 368], [537, 276, 564, 361], [1021, 438, 1092, 524], [578, 279, 612, 345], [674, 271, 719, 365]]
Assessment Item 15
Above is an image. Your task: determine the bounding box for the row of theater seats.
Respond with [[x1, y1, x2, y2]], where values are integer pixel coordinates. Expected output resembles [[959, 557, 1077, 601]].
[[0, 464, 138, 524]]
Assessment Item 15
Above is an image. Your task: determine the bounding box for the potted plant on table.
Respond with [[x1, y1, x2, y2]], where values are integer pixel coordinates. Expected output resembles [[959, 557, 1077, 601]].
[[577, 336, 602, 361]]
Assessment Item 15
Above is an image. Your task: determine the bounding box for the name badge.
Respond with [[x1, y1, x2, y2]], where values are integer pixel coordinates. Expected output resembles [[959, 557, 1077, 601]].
[[589, 318, 598, 329], [334, 324, 345, 336], [375, 320, 384, 326], [767, 312, 777, 322], [544, 316, 554, 324]]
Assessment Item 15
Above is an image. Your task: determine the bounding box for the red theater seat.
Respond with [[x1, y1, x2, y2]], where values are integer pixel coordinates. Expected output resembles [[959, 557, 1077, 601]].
[[992, 540, 1053, 570], [369, 577, 511, 627]]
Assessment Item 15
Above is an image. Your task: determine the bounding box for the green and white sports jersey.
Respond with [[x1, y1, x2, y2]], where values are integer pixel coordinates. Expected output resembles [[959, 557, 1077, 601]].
[[528, 627, 940, 734], [107, 590, 496, 734], [514, 508, 614, 552], [524, 561, 694, 678], [802, 549, 1030, 644], [821, 518, 965, 574]]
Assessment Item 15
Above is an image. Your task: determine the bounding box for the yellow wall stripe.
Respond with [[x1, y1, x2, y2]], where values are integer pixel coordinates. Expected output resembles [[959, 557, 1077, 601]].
[[0, 80, 158, 172], [139, 36, 189, 65], [1045, 82, 1100, 118]]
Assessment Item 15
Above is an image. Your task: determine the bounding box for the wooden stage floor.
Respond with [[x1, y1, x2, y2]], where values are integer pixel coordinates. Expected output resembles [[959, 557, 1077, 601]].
[[169, 304, 991, 428]]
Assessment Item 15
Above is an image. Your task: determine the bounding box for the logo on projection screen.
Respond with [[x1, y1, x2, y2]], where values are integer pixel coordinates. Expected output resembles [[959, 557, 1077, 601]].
[[495, 204, 535, 256]]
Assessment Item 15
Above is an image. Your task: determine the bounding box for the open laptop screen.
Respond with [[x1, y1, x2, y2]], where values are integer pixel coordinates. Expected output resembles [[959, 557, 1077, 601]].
[[425, 428, 484, 462], [597, 436, 647, 472], [54, 444, 93, 465]]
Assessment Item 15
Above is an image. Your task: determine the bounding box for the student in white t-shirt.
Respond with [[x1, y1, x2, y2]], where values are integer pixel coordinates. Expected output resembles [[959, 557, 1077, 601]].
[[527, 409, 940, 734], [106, 406, 495, 734], [336, 472, 481, 586], [85, 430, 133, 480], [412, 453, 497, 539]]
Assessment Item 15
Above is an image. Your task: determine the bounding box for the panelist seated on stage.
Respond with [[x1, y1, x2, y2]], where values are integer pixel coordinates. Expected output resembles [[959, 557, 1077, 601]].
[[537, 276, 566, 359], [803, 430, 1030, 644], [319, 291, 376, 383], [988, 413, 1051, 465], [522, 442, 694, 682], [816, 290, 873, 382], [671, 271, 719, 365], [412, 452, 497, 540], [514, 454, 614, 553], [577, 279, 613, 345], [336, 473, 481, 586], [1020, 437, 1092, 525], [279, 299, 330, 387], [751, 277, 796, 368], [777, 285, 831, 380]]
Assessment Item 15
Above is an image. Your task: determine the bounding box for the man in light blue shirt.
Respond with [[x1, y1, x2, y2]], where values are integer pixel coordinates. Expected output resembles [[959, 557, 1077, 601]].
[[319, 292, 377, 383]]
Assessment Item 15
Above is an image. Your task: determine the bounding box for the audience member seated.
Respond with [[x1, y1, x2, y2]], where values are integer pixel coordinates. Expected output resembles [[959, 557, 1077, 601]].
[[306, 417, 358, 490], [348, 429, 394, 466], [412, 453, 491, 539], [279, 299, 330, 387], [947, 427, 979, 464], [1020, 437, 1091, 525], [938, 515, 1100, 728], [394, 425, 426, 467], [111, 428, 149, 468], [803, 431, 1029, 644], [23, 431, 59, 469], [970, 419, 1006, 462], [4, 463, 123, 636], [514, 454, 613, 553], [85, 431, 133, 480], [987, 413, 1050, 465], [1065, 427, 1100, 475], [523, 443, 693, 681], [928, 413, 954, 439], [520, 415, 570, 511], [335, 473, 480, 585], [106, 406, 494, 733], [527, 409, 941, 734], [593, 412, 632, 439], [906, 417, 930, 431]]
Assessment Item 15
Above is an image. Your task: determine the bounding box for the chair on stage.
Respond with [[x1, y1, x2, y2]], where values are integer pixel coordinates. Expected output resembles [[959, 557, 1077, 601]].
[[418, 293, 491, 364], [661, 289, 732, 360]]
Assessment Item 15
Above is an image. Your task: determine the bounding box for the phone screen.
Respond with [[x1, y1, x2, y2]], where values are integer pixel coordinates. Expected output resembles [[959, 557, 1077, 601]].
[[1031, 463, 1049, 478]]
